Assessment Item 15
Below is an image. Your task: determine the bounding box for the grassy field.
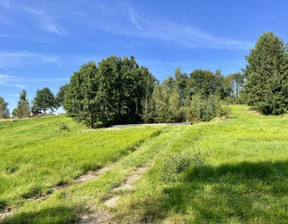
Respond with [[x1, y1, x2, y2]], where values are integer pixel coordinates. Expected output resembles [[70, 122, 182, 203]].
[[0, 116, 163, 212], [1, 105, 288, 223]]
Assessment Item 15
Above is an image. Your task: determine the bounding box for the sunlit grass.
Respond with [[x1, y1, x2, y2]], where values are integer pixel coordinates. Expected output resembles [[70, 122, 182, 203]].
[[0, 115, 162, 208], [116, 105, 288, 223], [3, 105, 288, 223]]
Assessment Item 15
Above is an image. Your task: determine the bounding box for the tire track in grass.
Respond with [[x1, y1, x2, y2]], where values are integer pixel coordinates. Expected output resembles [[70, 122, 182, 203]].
[[80, 126, 190, 223], [0, 167, 112, 223]]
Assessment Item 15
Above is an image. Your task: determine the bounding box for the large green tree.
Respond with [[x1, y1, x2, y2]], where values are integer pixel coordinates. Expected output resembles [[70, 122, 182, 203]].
[[244, 32, 288, 115], [64, 56, 156, 128], [0, 97, 9, 118], [32, 88, 56, 114], [14, 90, 30, 118]]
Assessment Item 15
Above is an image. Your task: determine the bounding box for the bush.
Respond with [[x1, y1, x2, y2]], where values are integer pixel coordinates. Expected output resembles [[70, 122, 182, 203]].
[[162, 152, 192, 182], [217, 103, 230, 118]]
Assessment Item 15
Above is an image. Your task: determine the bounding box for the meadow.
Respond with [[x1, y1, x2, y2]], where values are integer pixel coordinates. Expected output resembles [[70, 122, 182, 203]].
[[1, 105, 288, 223]]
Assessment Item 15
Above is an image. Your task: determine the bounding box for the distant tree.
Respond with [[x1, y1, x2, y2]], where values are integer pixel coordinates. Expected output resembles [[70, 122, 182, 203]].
[[141, 67, 157, 123], [187, 94, 221, 122], [152, 84, 169, 123], [188, 69, 225, 98], [244, 32, 288, 115], [55, 85, 66, 108], [168, 85, 183, 122], [14, 90, 30, 117], [173, 68, 189, 103], [226, 73, 244, 99], [0, 97, 9, 118], [32, 88, 56, 114], [11, 108, 17, 117]]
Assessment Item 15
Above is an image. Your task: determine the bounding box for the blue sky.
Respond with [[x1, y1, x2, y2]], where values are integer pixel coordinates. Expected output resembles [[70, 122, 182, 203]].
[[1, 0, 288, 112]]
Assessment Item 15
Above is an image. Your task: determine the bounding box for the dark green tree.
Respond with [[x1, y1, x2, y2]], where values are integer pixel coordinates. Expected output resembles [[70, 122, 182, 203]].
[[0, 97, 9, 118], [55, 85, 67, 108], [188, 69, 226, 98], [244, 32, 288, 115], [65, 56, 155, 128], [32, 88, 56, 114], [15, 90, 30, 117], [64, 62, 98, 127]]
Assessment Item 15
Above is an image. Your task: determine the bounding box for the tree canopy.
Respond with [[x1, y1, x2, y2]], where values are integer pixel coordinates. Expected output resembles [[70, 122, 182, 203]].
[[32, 87, 56, 114], [64, 56, 156, 128], [244, 32, 288, 115]]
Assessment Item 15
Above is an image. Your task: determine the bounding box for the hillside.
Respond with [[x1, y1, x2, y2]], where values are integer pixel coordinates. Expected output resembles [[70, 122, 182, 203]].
[[1, 105, 288, 223]]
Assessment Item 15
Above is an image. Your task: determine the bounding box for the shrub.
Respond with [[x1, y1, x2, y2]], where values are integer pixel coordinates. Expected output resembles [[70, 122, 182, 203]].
[[187, 94, 227, 122], [59, 123, 70, 132], [162, 152, 192, 182]]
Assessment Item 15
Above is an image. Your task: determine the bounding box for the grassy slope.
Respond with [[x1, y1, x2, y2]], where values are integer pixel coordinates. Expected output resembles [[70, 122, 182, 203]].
[[2, 105, 288, 223], [0, 116, 162, 208], [117, 105, 288, 223]]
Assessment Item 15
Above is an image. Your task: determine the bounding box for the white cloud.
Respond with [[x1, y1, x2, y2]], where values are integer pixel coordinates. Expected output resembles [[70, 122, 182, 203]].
[[125, 3, 143, 31], [21, 6, 66, 35]]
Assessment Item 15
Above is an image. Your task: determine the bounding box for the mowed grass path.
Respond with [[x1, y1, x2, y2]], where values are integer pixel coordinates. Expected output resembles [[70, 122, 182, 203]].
[[0, 116, 162, 208]]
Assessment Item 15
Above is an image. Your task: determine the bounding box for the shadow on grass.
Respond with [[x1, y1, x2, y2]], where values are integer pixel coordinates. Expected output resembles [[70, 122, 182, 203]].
[[3, 206, 79, 224], [135, 161, 288, 223]]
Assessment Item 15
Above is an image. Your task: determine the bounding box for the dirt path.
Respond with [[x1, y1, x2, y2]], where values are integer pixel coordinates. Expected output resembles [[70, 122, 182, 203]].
[[113, 166, 149, 191], [80, 166, 150, 223]]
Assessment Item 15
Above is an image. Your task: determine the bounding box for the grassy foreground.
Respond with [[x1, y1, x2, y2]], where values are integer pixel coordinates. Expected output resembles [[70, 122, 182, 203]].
[[0, 116, 162, 209], [2, 105, 288, 223]]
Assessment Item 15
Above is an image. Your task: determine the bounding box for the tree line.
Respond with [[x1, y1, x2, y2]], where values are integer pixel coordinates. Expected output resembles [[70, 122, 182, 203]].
[[1, 32, 287, 126], [63, 57, 241, 127], [0, 87, 65, 119]]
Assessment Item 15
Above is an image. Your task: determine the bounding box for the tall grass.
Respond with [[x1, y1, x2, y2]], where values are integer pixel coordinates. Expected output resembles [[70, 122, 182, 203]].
[[0, 115, 162, 208], [3, 105, 288, 223], [116, 105, 288, 223]]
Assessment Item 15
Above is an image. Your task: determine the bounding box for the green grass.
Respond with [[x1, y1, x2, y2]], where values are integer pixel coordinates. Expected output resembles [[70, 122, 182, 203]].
[[116, 105, 288, 223], [2, 105, 288, 223], [0, 115, 162, 209]]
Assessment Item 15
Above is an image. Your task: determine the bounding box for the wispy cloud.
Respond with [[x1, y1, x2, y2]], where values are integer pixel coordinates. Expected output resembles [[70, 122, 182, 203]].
[[0, 74, 26, 88], [86, 1, 253, 50], [125, 3, 143, 31], [0, 74, 69, 89], [21, 6, 66, 35], [0, 51, 61, 67]]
